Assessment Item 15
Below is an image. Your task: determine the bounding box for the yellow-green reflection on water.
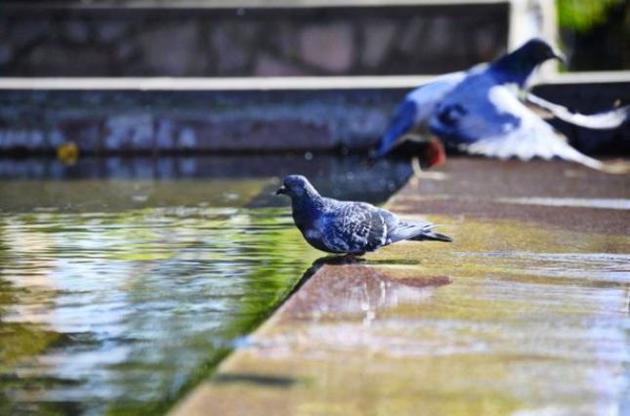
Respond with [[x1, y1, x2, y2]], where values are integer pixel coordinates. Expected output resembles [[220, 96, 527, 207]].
[[0, 155, 414, 416], [0, 203, 319, 415]]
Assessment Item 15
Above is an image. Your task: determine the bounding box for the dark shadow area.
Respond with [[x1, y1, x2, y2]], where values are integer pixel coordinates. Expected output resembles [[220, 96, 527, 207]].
[[211, 373, 298, 388], [311, 255, 367, 266], [560, 1, 629, 72]]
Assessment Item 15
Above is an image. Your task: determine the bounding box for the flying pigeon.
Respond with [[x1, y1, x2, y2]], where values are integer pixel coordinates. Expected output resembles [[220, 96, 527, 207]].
[[275, 175, 452, 255], [373, 38, 628, 172]]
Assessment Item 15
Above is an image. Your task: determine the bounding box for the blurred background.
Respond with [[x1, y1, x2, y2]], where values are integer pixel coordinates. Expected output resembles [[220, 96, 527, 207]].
[[0, 0, 628, 161], [0, 2, 628, 415], [0, 0, 627, 76]]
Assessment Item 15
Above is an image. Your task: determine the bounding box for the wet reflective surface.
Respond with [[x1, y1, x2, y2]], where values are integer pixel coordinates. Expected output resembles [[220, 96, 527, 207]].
[[174, 159, 630, 416], [0, 155, 412, 210], [0, 207, 318, 415], [0, 156, 411, 415]]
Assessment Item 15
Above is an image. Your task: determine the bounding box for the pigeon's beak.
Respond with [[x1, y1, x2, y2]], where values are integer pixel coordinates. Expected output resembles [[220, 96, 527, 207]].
[[275, 185, 287, 195]]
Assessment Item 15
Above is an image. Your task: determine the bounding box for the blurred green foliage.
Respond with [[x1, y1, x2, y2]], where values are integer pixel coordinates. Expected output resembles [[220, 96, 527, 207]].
[[557, 0, 624, 32]]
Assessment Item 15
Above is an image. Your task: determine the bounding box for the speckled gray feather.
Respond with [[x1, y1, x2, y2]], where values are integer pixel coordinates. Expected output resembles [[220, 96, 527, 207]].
[[277, 175, 452, 255]]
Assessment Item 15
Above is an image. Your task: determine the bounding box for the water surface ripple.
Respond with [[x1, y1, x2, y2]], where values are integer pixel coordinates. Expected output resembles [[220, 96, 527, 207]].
[[0, 207, 315, 415]]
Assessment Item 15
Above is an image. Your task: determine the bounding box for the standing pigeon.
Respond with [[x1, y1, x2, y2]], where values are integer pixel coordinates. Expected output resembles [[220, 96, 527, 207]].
[[276, 175, 451, 255], [373, 38, 628, 172]]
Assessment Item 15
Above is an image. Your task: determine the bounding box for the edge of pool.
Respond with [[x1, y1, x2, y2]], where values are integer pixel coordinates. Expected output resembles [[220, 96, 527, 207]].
[[167, 158, 630, 416]]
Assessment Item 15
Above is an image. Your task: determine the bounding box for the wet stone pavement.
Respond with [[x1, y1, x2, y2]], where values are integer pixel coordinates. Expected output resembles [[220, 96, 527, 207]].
[[172, 158, 630, 416]]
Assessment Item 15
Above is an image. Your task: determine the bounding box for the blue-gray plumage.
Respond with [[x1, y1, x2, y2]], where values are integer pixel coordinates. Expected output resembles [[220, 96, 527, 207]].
[[276, 175, 452, 255], [374, 38, 629, 171]]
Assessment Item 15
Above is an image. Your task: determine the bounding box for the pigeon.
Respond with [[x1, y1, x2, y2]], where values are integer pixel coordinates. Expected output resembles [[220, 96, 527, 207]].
[[373, 38, 628, 172], [275, 175, 452, 255]]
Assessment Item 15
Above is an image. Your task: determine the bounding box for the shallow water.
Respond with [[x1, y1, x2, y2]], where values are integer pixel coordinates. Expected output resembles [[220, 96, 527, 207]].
[[0, 206, 319, 415], [0, 156, 411, 415]]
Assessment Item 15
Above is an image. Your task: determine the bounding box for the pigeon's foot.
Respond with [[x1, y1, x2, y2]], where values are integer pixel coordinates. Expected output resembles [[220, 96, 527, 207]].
[[342, 253, 366, 263], [314, 255, 365, 266]]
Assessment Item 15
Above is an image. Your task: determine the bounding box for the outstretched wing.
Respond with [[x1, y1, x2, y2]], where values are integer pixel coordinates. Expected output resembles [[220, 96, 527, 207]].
[[525, 92, 628, 130], [455, 86, 605, 170], [429, 72, 522, 145], [372, 99, 418, 159], [372, 71, 466, 159], [321, 201, 388, 253]]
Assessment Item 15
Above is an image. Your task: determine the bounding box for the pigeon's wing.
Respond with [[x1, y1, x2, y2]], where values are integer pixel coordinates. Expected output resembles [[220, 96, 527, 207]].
[[525, 92, 629, 129], [377, 208, 452, 243], [429, 73, 521, 145], [372, 71, 466, 159], [453, 86, 605, 170], [387, 218, 432, 242], [321, 201, 388, 253], [372, 99, 418, 159]]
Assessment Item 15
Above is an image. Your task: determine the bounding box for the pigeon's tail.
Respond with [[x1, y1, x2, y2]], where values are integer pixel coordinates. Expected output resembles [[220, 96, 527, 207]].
[[409, 230, 453, 243], [526, 93, 629, 130], [371, 100, 417, 160], [390, 222, 453, 243], [459, 111, 629, 174]]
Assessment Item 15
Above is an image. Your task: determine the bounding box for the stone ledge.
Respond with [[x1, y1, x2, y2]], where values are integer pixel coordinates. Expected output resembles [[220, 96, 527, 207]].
[[168, 158, 630, 416], [0, 82, 628, 155]]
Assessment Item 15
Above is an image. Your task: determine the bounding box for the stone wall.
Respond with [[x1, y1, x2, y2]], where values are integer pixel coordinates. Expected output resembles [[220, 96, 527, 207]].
[[0, 4, 509, 77], [0, 83, 628, 156], [0, 89, 401, 154]]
